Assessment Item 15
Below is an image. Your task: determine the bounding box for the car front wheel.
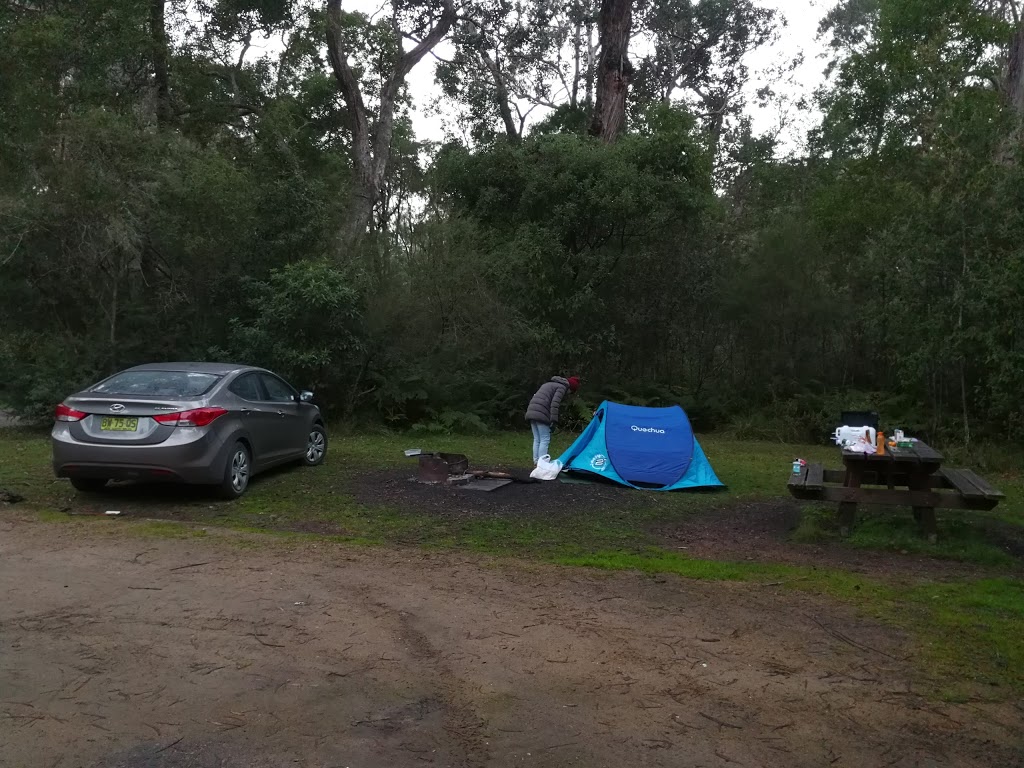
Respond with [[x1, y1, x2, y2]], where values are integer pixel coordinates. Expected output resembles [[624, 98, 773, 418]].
[[304, 425, 327, 466], [220, 442, 251, 499]]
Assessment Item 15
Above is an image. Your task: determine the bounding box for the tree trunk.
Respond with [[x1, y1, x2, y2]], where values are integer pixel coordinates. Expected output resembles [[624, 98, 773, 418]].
[[571, 20, 581, 108], [478, 47, 520, 141], [341, 186, 376, 247], [585, 16, 596, 106], [959, 215, 971, 446], [326, 0, 456, 250], [1005, 21, 1024, 118], [996, 6, 1024, 159], [150, 0, 172, 127], [701, 90, 730, 158], [109, 280, 119, 372], [588, 0, 633, 142]]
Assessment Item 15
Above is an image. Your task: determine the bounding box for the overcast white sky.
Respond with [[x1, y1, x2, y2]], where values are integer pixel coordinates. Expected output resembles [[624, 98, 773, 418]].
[[393, 0, 832, 152]]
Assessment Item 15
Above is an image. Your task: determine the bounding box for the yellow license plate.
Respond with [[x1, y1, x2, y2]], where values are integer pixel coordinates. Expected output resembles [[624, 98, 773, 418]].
[[100, 417, 139, 432]]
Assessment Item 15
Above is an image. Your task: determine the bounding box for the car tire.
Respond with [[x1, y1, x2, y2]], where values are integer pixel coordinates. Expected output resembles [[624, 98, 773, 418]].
[[70, 477, 108, 493], [303, 424, 327, 466], [220, 442, 251, 500]]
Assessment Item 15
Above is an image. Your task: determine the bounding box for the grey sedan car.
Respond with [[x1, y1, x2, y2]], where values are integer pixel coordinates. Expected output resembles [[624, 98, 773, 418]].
[[52, 363, 327, 498]]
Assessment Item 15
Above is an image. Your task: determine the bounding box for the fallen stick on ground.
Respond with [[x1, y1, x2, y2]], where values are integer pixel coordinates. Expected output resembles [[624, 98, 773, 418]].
[[699, 712, 742, 729]]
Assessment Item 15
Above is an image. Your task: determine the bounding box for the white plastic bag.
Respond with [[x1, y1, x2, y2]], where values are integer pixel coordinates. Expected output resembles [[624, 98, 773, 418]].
[[530, 454, 563, 481], [844, 441, 877, 454]]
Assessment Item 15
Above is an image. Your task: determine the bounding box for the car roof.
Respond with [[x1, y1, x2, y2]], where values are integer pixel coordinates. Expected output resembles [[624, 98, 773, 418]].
[[124, 362, 262, 376]]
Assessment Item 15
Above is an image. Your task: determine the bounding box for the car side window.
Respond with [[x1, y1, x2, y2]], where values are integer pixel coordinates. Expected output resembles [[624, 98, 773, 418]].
[[229, 373, 263, 402], [260, 374, 296, 403]]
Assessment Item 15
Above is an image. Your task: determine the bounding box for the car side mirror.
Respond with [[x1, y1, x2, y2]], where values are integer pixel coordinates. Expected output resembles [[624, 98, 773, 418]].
[[299, 390, 314, 403]]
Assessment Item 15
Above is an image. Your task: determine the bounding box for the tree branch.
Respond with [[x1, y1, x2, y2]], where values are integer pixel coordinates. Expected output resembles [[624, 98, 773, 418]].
[[372, 0, 457, 180], [402, 32, 454, 64], [516, 101, 540, 135], [392, 0, 458, 85], [2, 233, 25, 266], [235, 33, 252, 72]]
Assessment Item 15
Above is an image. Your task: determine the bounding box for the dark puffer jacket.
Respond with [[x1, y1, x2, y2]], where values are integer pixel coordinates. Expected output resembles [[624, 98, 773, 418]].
[[525, 377, 570, 425]]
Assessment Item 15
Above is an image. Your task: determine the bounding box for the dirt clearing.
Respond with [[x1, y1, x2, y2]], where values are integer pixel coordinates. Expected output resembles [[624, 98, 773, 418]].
[[350, 468, 652, 519], [1, 513, 1021, 768]]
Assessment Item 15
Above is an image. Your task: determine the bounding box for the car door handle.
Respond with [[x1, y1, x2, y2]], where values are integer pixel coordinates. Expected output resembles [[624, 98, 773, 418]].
[[276, 410, 286, 417]]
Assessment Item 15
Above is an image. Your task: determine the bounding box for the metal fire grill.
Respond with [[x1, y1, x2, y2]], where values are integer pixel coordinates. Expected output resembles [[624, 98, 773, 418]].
[[404, 448, 514, 491]]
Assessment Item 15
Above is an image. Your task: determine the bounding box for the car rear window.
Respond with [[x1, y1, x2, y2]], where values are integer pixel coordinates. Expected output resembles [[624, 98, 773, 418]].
[[91, 371, 221, 398]]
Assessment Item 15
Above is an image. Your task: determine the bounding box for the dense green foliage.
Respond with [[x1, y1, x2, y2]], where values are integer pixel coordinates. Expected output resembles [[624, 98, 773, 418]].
[[2, 0, 1024, 443]]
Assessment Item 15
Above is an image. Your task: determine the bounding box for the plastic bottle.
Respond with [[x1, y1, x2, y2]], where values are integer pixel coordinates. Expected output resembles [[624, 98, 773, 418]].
[[876, 431, 885, 455]]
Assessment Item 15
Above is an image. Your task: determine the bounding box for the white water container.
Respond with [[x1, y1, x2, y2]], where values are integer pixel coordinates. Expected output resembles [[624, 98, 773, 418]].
[[834, 425, 876, 448]]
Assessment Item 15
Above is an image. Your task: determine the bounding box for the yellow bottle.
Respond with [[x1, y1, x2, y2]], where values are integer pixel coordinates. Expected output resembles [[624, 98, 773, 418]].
[[876, 431, 885, 455]]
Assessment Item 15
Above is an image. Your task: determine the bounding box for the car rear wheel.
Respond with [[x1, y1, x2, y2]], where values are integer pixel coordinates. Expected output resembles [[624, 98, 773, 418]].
[[70, 477, 108, 493], [220, 442, 251, 499], [304, 425, 327, 466]]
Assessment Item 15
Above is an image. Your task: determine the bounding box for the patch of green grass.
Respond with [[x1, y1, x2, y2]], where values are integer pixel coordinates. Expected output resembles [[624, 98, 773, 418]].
[[789, 503, 837, 544], [698, 436, 835, 498], [906, 578, 1024, 696], [33, 507, 73, 523], [558, 549, 797, 582], [790, 504, 1017, 568], [0, 428, 57, 495], [849, 514, 1016, 567]]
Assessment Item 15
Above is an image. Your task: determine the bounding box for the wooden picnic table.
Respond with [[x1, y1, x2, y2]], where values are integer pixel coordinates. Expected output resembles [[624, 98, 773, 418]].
[[788, 440, 1004, 542], [839, 441, 945, 540]]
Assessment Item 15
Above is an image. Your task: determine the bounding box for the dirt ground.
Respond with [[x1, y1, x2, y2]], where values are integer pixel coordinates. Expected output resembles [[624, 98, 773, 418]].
[[2, 512, 1022, 768], [349, 469, 653, 520]]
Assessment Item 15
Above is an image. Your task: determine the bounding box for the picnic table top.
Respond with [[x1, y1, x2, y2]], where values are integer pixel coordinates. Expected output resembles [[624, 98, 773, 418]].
[[842, 440, 943, 464]]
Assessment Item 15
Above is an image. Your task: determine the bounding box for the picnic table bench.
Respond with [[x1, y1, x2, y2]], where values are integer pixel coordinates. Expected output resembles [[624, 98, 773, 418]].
[[788, 440, 1004, 541]]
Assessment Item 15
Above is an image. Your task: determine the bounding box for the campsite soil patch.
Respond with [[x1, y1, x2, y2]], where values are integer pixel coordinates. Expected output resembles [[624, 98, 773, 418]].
[[3, 513, 1022, 768], [655, 500, 1024, 580], [350, 467, 654, 520]]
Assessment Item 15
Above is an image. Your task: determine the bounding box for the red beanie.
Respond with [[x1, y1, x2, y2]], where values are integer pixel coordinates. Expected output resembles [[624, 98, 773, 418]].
[[567, 376, 580, 392]]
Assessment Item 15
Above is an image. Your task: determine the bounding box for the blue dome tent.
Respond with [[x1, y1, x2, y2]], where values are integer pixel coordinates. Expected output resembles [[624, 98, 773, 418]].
[[556, 402, 724, 491]]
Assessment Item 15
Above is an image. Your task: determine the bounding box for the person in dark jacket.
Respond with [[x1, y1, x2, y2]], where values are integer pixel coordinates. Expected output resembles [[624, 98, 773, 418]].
[[526, 375, 580, 465]]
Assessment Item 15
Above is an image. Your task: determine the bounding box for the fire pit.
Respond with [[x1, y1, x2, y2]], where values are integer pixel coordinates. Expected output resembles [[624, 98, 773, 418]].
[[415, 452, 471, 484], [403, 449, 516, 491]]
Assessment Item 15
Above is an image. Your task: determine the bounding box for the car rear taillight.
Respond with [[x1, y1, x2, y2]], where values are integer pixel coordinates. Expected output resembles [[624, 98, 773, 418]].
[[55, 403, 87, 422], [152, 407, 227, 428]]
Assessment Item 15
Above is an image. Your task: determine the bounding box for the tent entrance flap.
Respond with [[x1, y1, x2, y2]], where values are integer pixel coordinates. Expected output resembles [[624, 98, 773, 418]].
[[556, 401, 723, 492]]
